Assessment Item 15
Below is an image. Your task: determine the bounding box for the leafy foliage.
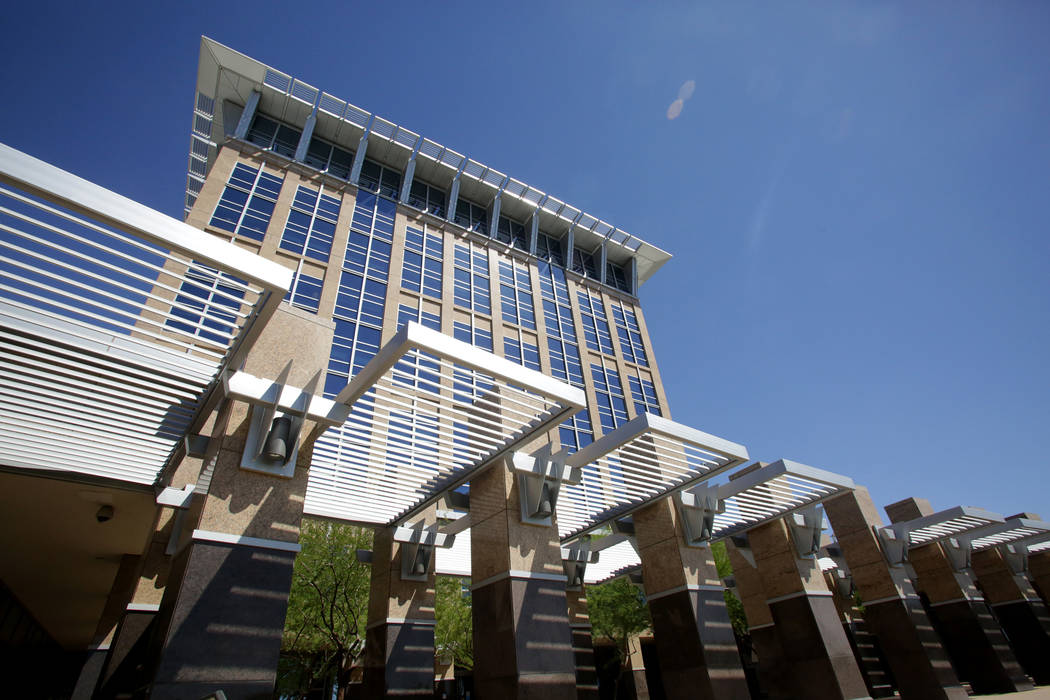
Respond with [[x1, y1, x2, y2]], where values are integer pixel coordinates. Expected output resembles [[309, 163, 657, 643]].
[[711, 540, 749, 637], [434, 576, 473, 669], [277, 519, 372, 698], [588, 578, 651, 661]]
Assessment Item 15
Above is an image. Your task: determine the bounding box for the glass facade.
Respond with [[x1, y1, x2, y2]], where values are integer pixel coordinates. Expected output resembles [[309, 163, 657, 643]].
[[325, 191, 394, 396], [246, 114, 301, 159], [610, 303, 648, 367], [285, 268, 323, 313], [454, 198, 487, 235], [498, 257, 535, 330], [280, 185, 340, 262], [204, 148, 662, 458], [591, 360, 629, 434], [578, 289, 613, 355], [453, 241, 491, 315], [209, 164, 283, 241], [401, 225, 443, 299]]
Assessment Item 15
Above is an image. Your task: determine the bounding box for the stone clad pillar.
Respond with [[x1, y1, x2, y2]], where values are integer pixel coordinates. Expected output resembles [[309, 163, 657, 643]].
[[632, 498, 748, 700], [362, 516, 438, 698], [970, 539, 1050, 684], [746, 517, 869, 700], [144, 307, 335, 699], [469, 456, 577, 698], [624, 633, 650, 700], [566, 587, 599, 699], [884, 497, 1032, 694], [822, 488, 966, 700], [70, 555, 140, 700], [726, 540, 792, 700], [1031, 550, 1050, 606]]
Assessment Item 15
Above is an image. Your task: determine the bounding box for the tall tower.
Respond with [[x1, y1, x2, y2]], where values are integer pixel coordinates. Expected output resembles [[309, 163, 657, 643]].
[[185, 37, 675, 524]]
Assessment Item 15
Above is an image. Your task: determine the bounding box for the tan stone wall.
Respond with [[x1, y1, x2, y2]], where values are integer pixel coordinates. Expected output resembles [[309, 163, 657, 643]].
[[633, 498, 720, 595]]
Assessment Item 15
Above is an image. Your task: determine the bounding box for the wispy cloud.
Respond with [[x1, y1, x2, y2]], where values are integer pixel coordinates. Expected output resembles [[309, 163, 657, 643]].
[[748, 135, 800, 251], [667, 79, 696, 120]]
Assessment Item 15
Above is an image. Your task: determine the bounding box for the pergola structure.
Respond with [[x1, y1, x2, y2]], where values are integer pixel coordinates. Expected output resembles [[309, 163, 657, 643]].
[[0, 142, 293, 651], [576, 459, 856, 583]]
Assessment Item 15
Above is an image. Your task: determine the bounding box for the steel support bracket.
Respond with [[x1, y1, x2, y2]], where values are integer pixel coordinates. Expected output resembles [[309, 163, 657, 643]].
[[676, 482, 723, 547], [394, 523, 455, 582], [510, 447, 581, 527], [787, 505, 824, 558]]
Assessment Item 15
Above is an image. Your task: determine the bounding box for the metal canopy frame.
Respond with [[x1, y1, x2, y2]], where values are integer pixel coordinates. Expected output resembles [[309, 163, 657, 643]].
[[554, 412, 749, 541], [968, 518, 1050, 552], [304, 321, 586, 527], [881, 506, 1005, 549], [0, 142, 291, 487], [1025, 532, 1050, 555], [584, 537, 643, 586], [191, 37, 672, 286], [704, 459, 855, 541]]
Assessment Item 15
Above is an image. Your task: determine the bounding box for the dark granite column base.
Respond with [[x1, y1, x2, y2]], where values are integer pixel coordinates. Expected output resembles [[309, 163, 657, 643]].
[[570, 625, 599, 699], [70, 648, 108, 700], [472, 574, 576, 700], [648, 586, 749, 700], [626, 668, 650, 700], [146, 537, 297, 697], [362, 620, 436, 698], [926, 598, 1032, 694], [862, 596, 966, 700], [151, 679, 276, 699], [766, 593, 870, 700], [96, 609, 157, 698], [750, 624, 794, 700], [990, 599, 1050, 684]]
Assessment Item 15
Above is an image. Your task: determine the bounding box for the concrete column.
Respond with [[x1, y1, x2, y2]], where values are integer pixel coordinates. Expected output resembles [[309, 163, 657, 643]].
[[823, 488, 966, 700], [971, 544, 1050, 684], [747, 517, 869, 700], [98, 448, 209, 697], [362, 518, 438, 698], [727, 541, 792, 700], [144, 307, 335, 699], [566, 587, 599, 699], [885, 497, 1032, 694], [1031, 550, 1050, 606], [469, 457, 576, 698], [624, 634, 650, 700], [70, 554, 140, 700], [632, 498, 748, 700]]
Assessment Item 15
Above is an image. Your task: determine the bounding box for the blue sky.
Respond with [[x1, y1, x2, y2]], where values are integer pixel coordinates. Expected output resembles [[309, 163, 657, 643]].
[[3, 2, 1048, 522]]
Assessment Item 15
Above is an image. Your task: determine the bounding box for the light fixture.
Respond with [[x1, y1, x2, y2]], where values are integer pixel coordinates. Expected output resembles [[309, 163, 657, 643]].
[[263, 416, 292, 462]]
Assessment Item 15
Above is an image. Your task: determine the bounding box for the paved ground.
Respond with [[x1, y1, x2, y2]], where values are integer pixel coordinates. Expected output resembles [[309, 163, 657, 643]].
[[977, 689, 1050, 699]]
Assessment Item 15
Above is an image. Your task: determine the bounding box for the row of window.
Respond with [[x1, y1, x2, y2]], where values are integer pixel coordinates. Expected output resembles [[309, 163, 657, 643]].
[[210, 164, 645, 361], [242, 112, 633, 294], [324, 191, 395, 397]]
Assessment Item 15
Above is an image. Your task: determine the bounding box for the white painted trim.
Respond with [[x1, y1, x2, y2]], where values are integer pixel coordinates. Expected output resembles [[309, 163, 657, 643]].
[[126, 603, 161, 613], [645, 583, 724, 602], [765, 589, 833, 605], [988, 598, 1029, 607], [862, 593, 913, 607], [929, 596, 981, 607], [191, 529, 301, 553], [471, 569, 568, 590], [366, 617, 437, 630]]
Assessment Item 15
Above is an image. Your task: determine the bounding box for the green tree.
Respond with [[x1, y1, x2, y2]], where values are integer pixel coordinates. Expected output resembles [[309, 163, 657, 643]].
[[434, 576, 473, 669], [711, 540, 749, 637], [277, 519, 372, 699], [588, 578, 651, 686]]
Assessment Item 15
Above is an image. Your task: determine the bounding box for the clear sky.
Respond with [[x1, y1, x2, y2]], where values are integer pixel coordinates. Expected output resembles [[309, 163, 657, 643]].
[[2, 2, 1048, 523]]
